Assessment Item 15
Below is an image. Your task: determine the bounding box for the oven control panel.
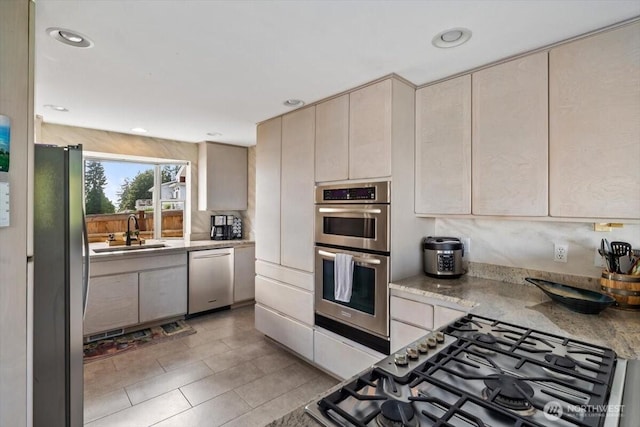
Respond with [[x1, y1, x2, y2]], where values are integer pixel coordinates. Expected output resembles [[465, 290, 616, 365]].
[[323, 187, 376, 201], [315, 181, 390, 204]]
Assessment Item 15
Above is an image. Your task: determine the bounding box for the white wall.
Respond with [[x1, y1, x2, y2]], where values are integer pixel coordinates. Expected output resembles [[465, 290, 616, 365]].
[[0, 2, 31, 426], [436, 218, 640, 278], [40, 123, 256, 241]]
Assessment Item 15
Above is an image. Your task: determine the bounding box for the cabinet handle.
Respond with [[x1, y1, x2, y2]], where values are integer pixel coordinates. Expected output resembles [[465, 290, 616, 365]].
[[317, 250, 381, 265], [318, 207, 382, 214]]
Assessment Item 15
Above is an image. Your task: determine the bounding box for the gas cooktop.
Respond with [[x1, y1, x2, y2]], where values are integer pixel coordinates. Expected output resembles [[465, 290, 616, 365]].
[[306, 314, 628, 427]]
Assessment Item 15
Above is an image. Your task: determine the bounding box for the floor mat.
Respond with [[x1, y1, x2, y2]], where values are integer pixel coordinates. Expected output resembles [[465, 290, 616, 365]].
[[83, 320, 195, 363]]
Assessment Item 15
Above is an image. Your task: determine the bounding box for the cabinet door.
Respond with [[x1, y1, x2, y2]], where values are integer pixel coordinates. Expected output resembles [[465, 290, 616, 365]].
[[139, 266, 187, 323], [472, 52, 549, 216], [255, 117, 281, 264], [281, 106, 315, 272], [549, 23, 640, 219], [255, 303, 314, 361], [415, 75, 471, 214], [233, 245, 255, 302], [391, 320, 429, 353], [390, 296, 434, 330], [433, 306, 466, 329], [255, 275, 313, 325], [314, 329, 382, 380], [315, 94, 349, 182], [198, 142, 247, 211], [349, 79, 393, 179], [84, 273, 138, 335]]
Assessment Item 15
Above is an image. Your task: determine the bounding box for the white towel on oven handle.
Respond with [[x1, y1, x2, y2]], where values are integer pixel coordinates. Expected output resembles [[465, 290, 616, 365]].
[[334, 253, 354, 302]]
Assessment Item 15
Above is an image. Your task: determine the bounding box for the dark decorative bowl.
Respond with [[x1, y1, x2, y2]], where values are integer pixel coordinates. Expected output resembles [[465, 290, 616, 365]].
[[525, 277, 615, 314]]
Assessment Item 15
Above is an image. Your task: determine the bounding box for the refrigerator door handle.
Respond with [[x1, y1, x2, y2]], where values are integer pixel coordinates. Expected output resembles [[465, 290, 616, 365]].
[[82, 208, 90, 318]]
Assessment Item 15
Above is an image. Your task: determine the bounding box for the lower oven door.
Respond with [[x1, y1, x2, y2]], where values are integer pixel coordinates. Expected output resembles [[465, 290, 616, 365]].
[[315, 246, 389, 338]]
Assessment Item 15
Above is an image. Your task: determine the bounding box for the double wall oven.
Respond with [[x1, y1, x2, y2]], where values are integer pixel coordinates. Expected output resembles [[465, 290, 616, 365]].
[[315, 181, 391, 354]]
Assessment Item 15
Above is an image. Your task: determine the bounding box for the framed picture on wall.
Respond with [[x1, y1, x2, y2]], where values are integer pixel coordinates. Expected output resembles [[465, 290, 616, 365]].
[[0, 115, 10, 172]]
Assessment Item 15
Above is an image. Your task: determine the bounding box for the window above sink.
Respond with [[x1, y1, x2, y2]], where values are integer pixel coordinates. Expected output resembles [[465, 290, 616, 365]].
[[83, 151, 189, 244]]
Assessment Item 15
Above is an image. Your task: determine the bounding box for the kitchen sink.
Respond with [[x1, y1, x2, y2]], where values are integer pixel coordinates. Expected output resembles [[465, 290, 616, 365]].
[[92, 243, 167, 253]]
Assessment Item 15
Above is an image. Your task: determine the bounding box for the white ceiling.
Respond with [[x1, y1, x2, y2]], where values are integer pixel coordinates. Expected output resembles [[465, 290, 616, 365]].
[[35, 0, 640, 146]]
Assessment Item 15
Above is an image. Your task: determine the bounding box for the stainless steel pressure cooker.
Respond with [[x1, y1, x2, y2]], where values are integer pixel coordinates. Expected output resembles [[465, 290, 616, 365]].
[[423, 236, 465, 278]]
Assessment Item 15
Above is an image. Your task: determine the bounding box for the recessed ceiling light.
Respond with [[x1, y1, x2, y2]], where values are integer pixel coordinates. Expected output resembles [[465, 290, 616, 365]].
[[432, 28, 472, 49], [207, 132, 222, 137], [43, 104, 69, 112], [131, 127, 148, 133], [283, 99, 305, 108], [47, 27, 94, 48]]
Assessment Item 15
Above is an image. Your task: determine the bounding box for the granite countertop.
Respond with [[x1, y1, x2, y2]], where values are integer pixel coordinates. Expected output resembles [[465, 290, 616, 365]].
[[89, 239, 254, 260], [270, 272, 640, 427], [390, 274, 640, 360]]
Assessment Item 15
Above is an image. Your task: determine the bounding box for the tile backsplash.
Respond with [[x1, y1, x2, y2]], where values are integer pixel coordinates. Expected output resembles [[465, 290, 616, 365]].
[[436, 218, 640, 278]]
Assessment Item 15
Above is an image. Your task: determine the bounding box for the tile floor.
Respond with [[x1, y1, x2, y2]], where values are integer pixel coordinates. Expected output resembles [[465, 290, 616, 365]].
[[83, 305, 338, 427]]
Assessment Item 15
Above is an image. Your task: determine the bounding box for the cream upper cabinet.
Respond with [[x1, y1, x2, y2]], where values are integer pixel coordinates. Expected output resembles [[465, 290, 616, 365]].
[[415, 75, 471, 214], [315, 95, 349, 182], [281, 106, 315, 272], [549, 22, 640, 219], [349, 79, 393, 179], [255, 117, 281, 264], [472, 52, 549, 216], [198, 142, 247, 211]]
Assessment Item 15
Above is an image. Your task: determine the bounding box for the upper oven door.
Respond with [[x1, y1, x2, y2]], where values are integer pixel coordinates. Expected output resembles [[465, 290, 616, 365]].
[[315, 204, 389, 252]]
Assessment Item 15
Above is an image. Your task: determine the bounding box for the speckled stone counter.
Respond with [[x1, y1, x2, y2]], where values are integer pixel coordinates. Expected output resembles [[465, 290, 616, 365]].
[[89, 239, 254, 260], [390, 274, 640, 359], [270, 270, 640, 427]]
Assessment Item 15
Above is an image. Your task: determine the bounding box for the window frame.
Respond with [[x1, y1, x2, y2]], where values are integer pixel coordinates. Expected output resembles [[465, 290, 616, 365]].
[[83, 151, 190, 240]]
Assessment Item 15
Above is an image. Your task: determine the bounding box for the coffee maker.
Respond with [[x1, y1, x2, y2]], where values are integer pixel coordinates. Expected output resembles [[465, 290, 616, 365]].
[[210, 215, 242, 240]]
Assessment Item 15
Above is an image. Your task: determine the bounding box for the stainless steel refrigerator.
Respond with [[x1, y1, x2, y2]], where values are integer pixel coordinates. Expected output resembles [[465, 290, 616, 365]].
[[33, 144, 88, 427]]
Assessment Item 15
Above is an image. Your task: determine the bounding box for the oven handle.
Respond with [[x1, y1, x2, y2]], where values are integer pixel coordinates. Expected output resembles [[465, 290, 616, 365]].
[[317, 249, 382, 265], [318, 207, 382, 214]]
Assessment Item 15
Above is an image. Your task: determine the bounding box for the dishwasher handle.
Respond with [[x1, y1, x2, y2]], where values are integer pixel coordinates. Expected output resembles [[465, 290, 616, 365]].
[[192, 253, 231, 260]]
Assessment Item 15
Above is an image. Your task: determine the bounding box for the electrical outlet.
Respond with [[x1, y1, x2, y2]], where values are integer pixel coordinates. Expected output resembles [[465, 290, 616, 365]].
[[554, 243, 568, 263], [594, 247, 605, 268]]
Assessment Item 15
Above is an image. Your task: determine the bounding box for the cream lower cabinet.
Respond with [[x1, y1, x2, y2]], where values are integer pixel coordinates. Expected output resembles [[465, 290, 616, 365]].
[[255, 304, 313, 361], [85, 252, 188, 337], [139, 266, 187, 323], [254, 261, 314, 360], [314, 328, 384, 380], [233, 245, 255, 303], [549, 22, 640, 219], [84, 272, 139, 336], [390, 291, 467, 353]]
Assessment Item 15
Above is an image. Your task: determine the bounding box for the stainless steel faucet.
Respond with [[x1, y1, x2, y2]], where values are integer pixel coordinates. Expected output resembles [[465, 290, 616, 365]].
[[126, 214, 140, 246]]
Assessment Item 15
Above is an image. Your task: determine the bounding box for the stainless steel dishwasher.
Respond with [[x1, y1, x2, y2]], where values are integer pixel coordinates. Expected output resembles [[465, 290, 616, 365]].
[[188, 247, 234, 315]]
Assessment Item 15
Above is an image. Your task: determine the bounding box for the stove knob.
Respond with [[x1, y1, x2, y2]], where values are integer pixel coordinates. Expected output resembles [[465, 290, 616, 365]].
[[426, 337, 437, 348], [417, 341, 429, 354], [435, 332, 445, 343], [406, 346, 419, 360], [394, 353, 408, 366]]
